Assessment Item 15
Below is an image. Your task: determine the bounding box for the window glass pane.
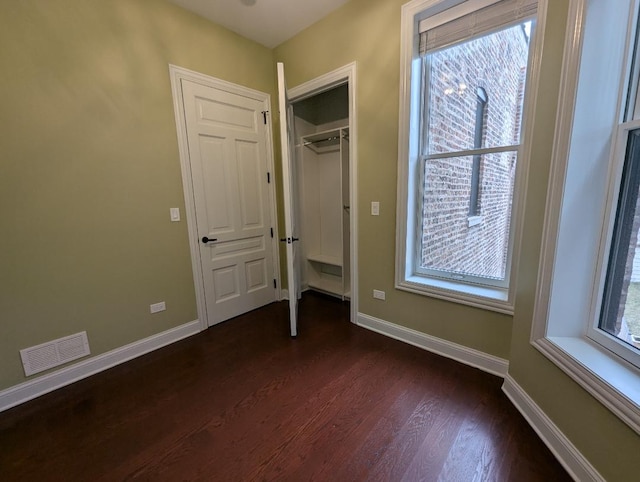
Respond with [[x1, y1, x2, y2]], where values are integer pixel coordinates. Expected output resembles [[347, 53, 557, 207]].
[[600, 130, 640, 351], [420, 151, 516, 281], [425, 23, 530, 155]]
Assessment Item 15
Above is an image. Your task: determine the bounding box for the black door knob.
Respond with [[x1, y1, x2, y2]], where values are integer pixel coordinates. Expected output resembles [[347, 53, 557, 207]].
[[202, 236, 217, 244]]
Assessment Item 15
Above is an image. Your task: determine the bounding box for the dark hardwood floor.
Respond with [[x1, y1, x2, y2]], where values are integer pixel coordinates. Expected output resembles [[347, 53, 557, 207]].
[[0, 292, 570, 481]]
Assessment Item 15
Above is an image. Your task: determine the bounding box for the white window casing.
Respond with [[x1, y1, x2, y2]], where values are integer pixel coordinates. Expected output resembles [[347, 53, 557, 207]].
[[396, 0, 547, 314]]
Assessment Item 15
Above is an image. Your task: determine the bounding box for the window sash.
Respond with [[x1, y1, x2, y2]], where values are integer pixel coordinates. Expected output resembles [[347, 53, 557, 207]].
[[599, 129, 640, 333], [415, 18, 529, 289], [588, 124, 640, 370], [415, 147, 519, 289]]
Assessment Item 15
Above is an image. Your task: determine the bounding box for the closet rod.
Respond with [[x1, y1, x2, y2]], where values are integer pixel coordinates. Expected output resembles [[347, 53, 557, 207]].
[[302, 134, 348, 146]]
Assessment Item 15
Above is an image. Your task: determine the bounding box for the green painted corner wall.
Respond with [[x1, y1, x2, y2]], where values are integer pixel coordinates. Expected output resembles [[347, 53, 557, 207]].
[[0, 0, 276, 389], [274, 0, 639, 479]]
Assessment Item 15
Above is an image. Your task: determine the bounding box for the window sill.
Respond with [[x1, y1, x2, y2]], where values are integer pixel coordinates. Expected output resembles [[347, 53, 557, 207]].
[[397, 275, 513, 315], [532, 336, 640, 435]]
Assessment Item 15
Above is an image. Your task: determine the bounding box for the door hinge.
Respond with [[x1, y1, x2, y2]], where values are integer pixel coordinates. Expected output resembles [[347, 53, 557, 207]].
[[270, 227, 274, 238], [262, 110, 268, 124], [273, 279, 277, 289], [267, 172, 271, 183]]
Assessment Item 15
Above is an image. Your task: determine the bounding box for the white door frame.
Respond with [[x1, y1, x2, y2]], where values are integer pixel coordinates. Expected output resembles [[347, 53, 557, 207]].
[[169, 64, 281, 331], [288, 62, 358, 324]]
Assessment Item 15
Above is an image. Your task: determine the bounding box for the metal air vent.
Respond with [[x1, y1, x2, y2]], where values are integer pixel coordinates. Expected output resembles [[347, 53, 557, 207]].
[[20, 331, 91, 376]]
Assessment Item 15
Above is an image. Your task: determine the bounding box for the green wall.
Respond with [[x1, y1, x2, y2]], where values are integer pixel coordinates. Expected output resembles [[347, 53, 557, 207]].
[[2, 0, 637, 478], [275, 0, 639, 479], [0, 0, 275, 389]]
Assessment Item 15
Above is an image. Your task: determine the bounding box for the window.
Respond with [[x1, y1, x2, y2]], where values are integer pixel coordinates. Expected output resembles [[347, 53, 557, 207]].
[[469, 87, 488, 219], [597, 129, 640, 367], [531, 0, 640, 433], [396, 0, 540, 313]]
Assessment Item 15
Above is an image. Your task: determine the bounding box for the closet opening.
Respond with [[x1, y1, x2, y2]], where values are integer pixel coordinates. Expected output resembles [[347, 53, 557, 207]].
[[292, 83, 352, 304]]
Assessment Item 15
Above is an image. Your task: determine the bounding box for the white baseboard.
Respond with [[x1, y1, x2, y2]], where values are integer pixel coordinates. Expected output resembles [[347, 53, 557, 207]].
[[357, 313, 509, 377], [0, 320, 201, 412], [502, 375, 604, 482]]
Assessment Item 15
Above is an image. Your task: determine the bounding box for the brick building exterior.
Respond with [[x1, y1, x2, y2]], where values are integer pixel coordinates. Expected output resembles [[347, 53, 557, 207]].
[[420, 24, 529, 281]]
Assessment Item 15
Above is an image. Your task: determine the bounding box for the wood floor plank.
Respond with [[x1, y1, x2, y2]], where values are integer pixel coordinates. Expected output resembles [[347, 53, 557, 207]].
[[249, 348, 420, 481], [0, 292, 571, 481], [143, 349, 385, 481], [312, 352, 447, 481]]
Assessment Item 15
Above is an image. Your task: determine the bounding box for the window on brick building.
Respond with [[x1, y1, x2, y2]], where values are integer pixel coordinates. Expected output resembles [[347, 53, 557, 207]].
[[469, 87, 488, 219], [396, 0, 539, 313]]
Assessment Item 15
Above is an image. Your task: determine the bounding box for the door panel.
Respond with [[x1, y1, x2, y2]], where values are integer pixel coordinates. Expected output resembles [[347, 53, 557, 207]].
[[212, 265, 239, 301], [246, 258, 268, 292], [197, 92, 257, 131], [182, 79, 276, 325], [277, 62, 300, 338], [199, 135, 235, 233], [236, 140, 265, 228]]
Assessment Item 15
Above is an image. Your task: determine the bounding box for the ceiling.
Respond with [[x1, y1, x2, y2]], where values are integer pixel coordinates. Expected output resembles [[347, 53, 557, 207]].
[[168, 0, 351, 48]]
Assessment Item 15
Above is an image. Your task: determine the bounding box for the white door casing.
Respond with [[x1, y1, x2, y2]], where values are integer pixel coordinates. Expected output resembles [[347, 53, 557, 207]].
[[170, 66, 280, 328], [287, 62, 358, 325], [277, 62, 301, 337]]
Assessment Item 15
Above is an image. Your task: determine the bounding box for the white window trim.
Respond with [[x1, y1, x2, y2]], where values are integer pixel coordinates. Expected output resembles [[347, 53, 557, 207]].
[[530, 0, 640, 435], [395, 0, 547, 315]]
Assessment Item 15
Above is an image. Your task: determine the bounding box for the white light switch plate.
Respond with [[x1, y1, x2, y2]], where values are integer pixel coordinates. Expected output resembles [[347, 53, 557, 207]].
[[170, 208, 180, 222], [371, 201, 380, 216]]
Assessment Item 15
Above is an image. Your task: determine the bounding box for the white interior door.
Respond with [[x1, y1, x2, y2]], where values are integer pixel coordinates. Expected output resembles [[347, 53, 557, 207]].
[[277, 62, 300, 338], [181, 79, 276, 326]]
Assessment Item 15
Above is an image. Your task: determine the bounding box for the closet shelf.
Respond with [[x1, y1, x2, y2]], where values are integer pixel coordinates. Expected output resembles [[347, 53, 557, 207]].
[[306, 253, 342, 267]]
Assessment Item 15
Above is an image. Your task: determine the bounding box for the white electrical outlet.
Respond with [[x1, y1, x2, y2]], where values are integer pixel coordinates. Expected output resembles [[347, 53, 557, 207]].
[[373, 289, 386, 300], [150, 301, 166, 313]]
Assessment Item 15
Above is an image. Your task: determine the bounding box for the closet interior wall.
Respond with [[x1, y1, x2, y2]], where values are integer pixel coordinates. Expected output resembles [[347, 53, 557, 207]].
[[292, 84, 350, 299]]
